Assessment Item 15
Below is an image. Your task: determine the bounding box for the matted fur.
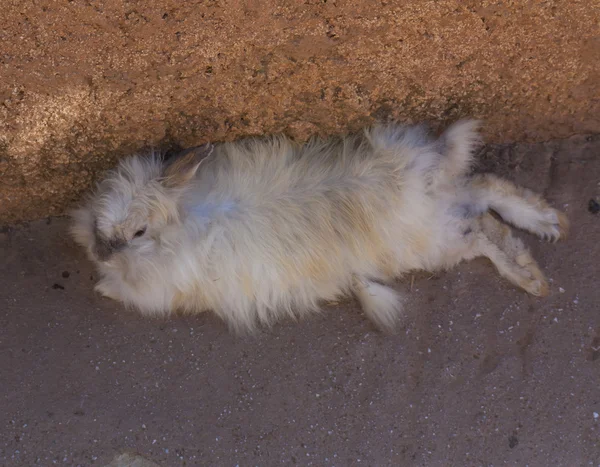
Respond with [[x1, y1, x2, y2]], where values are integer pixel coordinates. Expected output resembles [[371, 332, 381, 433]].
[[71, 120, 569, 333]]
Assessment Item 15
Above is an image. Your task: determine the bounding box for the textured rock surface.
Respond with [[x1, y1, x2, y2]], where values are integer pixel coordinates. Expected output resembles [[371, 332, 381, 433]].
[[104, 453, 160, 467], [1, 0, 598, 223]]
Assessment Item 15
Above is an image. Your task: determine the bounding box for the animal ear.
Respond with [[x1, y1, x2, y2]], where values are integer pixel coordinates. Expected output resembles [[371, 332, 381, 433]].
[[161, 143, 214, 188]]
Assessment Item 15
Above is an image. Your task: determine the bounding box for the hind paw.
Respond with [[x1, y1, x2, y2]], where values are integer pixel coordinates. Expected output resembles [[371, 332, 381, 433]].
[[534, 208, 569, 242], [514, 254, 549, 296], [524, 278, 550, 297]]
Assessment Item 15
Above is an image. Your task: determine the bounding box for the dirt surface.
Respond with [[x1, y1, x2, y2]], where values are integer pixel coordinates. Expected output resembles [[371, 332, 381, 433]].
[[1, 0, 599, 223], [1, 136, 599, 466]]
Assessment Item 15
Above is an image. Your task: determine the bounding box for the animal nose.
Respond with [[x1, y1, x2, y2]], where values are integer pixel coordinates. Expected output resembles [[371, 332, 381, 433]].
[[94, 242, 113, 262], [94, 238, 126, 262]]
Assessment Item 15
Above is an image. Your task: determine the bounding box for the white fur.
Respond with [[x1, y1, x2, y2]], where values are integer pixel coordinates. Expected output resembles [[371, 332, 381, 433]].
[[354, 279, 403, 331], [71, 119, 568, 332]]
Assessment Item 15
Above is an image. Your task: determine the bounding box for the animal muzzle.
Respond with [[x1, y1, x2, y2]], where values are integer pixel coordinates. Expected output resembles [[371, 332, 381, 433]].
[[94, 237, 126, 262]]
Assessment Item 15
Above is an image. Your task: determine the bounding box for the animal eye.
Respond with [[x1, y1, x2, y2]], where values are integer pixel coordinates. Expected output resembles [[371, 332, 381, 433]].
[[134, 227, 146, 238]]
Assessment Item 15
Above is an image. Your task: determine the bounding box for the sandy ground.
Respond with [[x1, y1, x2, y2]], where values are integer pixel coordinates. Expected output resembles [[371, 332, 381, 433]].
[[1, 136, 599, 466]]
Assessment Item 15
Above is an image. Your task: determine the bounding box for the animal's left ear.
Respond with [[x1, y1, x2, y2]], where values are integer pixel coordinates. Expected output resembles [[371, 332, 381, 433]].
[[161, 143, 214, 188]]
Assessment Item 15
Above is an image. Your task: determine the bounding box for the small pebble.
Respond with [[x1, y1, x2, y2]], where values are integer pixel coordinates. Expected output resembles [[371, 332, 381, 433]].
[[559, 287, 565, 293], [588, 199, 600, 214], [594, 412, 599, 419]]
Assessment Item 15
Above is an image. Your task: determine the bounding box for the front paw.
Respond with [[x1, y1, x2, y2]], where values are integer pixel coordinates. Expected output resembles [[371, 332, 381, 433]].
[[94, 280, 120, 301]]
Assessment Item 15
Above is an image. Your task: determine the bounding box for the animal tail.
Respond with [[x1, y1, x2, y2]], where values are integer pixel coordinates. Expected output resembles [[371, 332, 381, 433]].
[[435, 119, 482, 181]]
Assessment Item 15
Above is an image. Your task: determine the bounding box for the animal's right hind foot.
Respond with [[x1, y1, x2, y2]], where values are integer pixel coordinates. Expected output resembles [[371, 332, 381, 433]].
[[523, 278, 550, 297], [515, 252, 549, 296]]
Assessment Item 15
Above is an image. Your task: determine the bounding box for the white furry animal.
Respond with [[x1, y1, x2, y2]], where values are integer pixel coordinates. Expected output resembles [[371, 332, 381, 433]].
[[71, 120, 568, 332]]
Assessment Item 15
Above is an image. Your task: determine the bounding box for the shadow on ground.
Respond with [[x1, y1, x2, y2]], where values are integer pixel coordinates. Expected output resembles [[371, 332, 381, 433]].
[[1, 136, 599, 466]]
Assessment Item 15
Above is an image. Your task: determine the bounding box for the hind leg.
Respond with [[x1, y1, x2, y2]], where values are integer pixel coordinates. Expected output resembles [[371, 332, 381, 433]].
[[470, 174, 568, 242], [472, 213, 549, 296]]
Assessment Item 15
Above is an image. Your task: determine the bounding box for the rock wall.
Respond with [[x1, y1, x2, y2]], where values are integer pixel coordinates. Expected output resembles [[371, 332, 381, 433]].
[[1, 0, 598, 223]]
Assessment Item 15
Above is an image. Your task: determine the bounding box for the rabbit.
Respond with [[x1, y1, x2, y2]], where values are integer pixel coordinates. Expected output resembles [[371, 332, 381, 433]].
[[70, 119, 569, 333]]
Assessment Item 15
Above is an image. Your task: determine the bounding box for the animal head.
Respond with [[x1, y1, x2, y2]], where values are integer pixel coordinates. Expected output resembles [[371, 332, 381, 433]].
[[71, 144, 213, 262]]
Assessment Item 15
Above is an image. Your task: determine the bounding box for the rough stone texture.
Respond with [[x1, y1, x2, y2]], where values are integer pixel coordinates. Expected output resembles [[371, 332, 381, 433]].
[[104, 453, 160, 467], [1, 0, 599, 223], [1, 136, 600, 465]]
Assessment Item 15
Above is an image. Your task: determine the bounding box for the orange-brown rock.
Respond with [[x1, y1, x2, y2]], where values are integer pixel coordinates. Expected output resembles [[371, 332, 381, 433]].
[[1, 0, 598, 223]]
